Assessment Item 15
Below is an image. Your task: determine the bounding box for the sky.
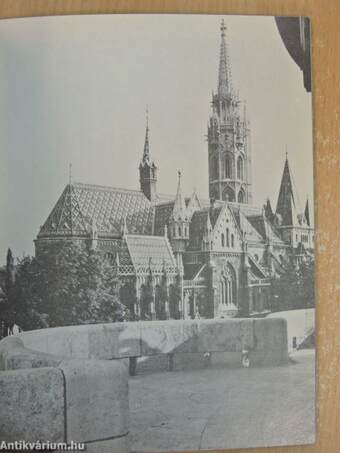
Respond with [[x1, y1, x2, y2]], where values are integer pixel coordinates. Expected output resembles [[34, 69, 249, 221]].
[[0, 14, 314, 259]]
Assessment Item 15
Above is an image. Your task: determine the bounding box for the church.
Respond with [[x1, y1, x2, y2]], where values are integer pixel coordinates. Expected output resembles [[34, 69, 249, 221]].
[[34, 20, 314, 320]]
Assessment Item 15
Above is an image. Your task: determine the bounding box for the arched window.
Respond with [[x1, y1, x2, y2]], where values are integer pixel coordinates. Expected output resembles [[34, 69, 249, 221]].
[[225, 154, 233, 178], [238, 189, 245, 203], [237, 156, 244, 180], [231, 234, 234, 248], [178, 226, 182, 237], [220, 264, 237, 306], [223, 186, 235, 202], [221, 233, 225, 247], [226, 228, 230, 247], [210, 156, 218, 180]]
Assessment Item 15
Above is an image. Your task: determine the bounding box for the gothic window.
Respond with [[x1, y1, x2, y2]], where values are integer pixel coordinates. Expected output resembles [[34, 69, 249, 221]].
[[178, 226, 182, 237], [223, 186, 235, 202], [220, 264, 237, 306], [211, 155, 219, 180], [226, 228, 230, 247], [237, 156, 244, 180], [225, 154, 233, 179], [231, 234, 234, 248], [238, 189, 245, 203], [221, 233, 225, 247]]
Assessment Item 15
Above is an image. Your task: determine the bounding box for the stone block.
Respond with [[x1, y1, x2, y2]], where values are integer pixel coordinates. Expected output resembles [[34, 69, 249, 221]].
[[140, 320, 198, 355], [0, 336, 61, 370], [0, 367, 65, 442], [20, 326, 90, 359], [196, 319, 255, 352], [59, 358, 129, 443], [88, 322, 141, 359], [250, 318, 289, 366]]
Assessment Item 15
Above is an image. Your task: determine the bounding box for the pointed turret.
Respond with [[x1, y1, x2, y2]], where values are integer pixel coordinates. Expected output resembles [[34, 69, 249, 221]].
[[304, 198, 310, 226], [218, 19, 232, 97], [139, 110, 157, 201], [264, 198, 274, 223], [275, 155, 299, 226], [169, 171, 189, 260], [172, 171, 187, 221]]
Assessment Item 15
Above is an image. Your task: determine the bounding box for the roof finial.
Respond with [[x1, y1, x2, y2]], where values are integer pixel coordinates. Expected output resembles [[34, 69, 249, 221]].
[[285, 144, 288, 160]]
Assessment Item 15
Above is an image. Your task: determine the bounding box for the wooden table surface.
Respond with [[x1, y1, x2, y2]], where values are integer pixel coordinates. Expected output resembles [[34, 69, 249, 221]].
[[0, 1, 339, 453]]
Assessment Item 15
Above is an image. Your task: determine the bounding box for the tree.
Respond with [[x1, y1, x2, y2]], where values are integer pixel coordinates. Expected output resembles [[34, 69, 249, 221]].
[[270, 255, 315, 312], [38, 241, 126, 327], [1, 242, 128, 332]]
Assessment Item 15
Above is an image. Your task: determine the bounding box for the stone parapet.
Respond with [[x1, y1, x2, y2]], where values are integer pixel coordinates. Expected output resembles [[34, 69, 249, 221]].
[[17, 318, 288, 367], [0, 337, 129, 453]]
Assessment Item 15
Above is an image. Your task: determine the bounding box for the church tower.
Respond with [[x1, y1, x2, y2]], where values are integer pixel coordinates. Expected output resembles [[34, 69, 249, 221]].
[[207, 20, 252, 204], [139, 114, 158, 201]]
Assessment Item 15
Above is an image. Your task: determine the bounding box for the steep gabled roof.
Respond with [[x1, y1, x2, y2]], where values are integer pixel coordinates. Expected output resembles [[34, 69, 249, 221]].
[[232, 210, 264, 243], [38, 183, 154, 238], [188, 206, 222, 250]]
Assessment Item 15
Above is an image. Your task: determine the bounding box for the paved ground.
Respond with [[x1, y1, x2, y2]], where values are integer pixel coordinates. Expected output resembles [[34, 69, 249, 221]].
[[129, 350, 316, 452]]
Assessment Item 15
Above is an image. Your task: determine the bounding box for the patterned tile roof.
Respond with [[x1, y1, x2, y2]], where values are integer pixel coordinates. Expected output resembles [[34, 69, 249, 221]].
[[38, 183, 154, 238], [122, 234, 177, 272]]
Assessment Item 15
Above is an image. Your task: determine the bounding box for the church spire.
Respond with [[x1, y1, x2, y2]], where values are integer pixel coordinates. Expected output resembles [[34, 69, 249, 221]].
[[275, 155, 299, 226], [142, 107, 150, 164], [172, 171, 187, 220], [218, 19, 232, 97], [139, 108, 157, 202]]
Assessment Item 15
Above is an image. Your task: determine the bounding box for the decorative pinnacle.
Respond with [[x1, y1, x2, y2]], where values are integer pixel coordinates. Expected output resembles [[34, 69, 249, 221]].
[[220, 19, 226, 37]]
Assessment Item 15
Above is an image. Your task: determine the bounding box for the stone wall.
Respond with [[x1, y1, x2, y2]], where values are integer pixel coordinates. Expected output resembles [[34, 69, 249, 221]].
[[0, 336, 129, 453], [17, 318, 288, 367]]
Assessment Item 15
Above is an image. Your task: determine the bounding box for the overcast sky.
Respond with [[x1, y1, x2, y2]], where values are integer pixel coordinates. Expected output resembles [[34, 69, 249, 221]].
[[0, 14, 313, 258]]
